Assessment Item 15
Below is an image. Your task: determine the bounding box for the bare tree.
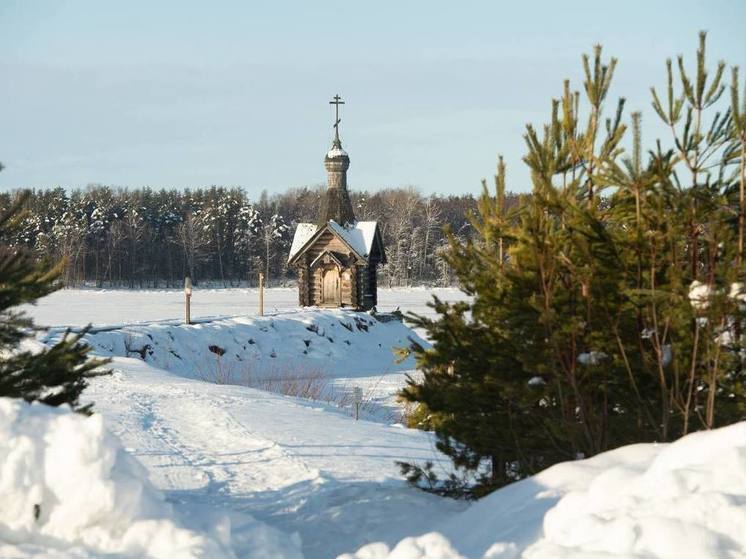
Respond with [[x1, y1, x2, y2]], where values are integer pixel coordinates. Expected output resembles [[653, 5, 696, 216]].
[[176, 211, 208, 282]]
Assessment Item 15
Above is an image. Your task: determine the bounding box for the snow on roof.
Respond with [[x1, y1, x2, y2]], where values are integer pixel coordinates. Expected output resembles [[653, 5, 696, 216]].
[[289, 220, 379, 262], [327, 220, 378, 258], [326, 146, 348, 159], [288, 223, 319, 260]]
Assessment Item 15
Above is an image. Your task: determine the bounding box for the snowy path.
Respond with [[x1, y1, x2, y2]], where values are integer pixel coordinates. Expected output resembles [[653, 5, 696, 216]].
[[21, 288, 468, 557], [85, 357, 464, 558]]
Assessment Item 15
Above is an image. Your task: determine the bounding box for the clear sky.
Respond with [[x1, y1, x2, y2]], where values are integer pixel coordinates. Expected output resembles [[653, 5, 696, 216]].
[[0, 0, 744, 196]]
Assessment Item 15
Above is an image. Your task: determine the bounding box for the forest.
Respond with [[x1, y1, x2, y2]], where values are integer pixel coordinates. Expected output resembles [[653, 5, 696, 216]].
[[0, 184, 512, 289]]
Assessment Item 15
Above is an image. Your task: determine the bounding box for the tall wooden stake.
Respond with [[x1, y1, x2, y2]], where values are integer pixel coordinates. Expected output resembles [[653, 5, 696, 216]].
[[258, 272, 264, 316], [184, 276, 192, 325], [353, 386, 363, 420]]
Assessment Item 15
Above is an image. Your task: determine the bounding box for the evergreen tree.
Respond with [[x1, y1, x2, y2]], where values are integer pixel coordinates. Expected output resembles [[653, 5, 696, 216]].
[[0, 189, 107, 412], [400, 35, 745, 498]]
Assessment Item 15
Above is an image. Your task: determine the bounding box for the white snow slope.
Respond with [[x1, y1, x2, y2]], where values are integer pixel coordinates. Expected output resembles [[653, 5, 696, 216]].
[[6, 288, 745, 558], [344, 421, 746, 559], [0, 397, 297, 559], [70, 309, 422, 381]]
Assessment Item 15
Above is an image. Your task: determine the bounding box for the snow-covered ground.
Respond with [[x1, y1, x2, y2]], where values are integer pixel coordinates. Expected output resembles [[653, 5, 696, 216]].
[[21, 287, 468, 329], [73, 310, 422, 380], [0, 396, 294, 559], [5, 287, 745, 558], [10, 287, 469, 558], [81, 358, 462, 559], [344, 421, 746, 559]]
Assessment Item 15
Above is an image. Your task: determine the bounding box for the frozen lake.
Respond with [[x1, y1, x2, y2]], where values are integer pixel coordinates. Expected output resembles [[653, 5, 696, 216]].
[[23, 286, 470, 328]]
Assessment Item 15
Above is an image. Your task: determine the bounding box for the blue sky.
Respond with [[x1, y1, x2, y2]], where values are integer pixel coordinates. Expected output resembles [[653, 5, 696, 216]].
[[0, 0, 744, 196]]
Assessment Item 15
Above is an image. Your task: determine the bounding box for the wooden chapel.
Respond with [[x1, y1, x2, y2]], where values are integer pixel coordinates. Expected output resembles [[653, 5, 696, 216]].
[[287, 95, 385, 310]]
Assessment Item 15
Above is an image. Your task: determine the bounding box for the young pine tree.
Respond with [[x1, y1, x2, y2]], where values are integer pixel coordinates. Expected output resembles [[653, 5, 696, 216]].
[[0, 189, 107, 412], [400, 35, 745, 499]]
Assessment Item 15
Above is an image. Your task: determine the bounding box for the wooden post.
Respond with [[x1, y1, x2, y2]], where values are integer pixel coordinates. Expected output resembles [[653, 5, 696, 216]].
[[184, 276, 192, 325], [353, 386, 363, 420], [258, 272, 264, 316]]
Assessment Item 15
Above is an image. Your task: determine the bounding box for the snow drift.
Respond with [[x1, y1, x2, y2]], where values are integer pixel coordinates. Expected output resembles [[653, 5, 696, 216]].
[[341, 421, 746, 559], [75, 309, 422, 381], [0, 398, 300, 559]]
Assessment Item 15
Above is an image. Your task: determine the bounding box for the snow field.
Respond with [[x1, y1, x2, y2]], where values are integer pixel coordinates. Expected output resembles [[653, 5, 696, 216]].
[[22, 287, 469, 329], [5, 288, 466, 558], [8, 287, 746, 558]]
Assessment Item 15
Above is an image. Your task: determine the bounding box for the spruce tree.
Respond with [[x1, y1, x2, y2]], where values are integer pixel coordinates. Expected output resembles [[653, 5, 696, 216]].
[[400, 34, 745, 498], [0, 188, 107, 412]]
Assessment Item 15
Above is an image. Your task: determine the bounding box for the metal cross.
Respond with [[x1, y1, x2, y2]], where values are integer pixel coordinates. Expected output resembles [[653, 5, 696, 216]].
[[329, 94, 345, 135]]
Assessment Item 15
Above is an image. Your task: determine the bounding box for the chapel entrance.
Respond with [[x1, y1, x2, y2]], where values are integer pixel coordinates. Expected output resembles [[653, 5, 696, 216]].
[[322, 267, 340, 306]]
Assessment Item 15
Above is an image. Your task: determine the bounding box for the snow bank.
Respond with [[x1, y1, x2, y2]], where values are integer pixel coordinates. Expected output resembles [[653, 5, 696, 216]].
[[77, 309, 423, 381], [338, 533, 467, 559], [0, 397, 290, 559], [524, 423, 746, 558], [342, 422, 746, 558]]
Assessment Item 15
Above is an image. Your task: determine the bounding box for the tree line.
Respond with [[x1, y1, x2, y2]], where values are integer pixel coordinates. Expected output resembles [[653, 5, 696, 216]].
[[0, 185, 518, 289]]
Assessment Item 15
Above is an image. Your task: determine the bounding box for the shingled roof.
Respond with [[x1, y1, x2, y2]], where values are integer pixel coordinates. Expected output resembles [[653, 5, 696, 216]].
[[287, 220, 384, 264]]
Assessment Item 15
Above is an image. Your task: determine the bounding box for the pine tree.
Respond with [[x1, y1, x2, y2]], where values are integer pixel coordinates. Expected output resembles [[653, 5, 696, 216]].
[[731, 66, 746, 266], [400, 34, 745, 498], [0, 190, 107, 412]]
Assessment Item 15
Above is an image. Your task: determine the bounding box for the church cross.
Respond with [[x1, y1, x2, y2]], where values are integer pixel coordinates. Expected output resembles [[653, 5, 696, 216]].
[[329, 94, 345, 142]]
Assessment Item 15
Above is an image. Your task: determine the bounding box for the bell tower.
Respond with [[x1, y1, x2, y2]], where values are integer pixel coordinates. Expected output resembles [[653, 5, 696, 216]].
[[321, 94, 355, 226]]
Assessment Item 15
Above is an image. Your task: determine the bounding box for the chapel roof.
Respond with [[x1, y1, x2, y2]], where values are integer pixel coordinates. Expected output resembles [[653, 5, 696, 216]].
[[288, 220, 381, 263]]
